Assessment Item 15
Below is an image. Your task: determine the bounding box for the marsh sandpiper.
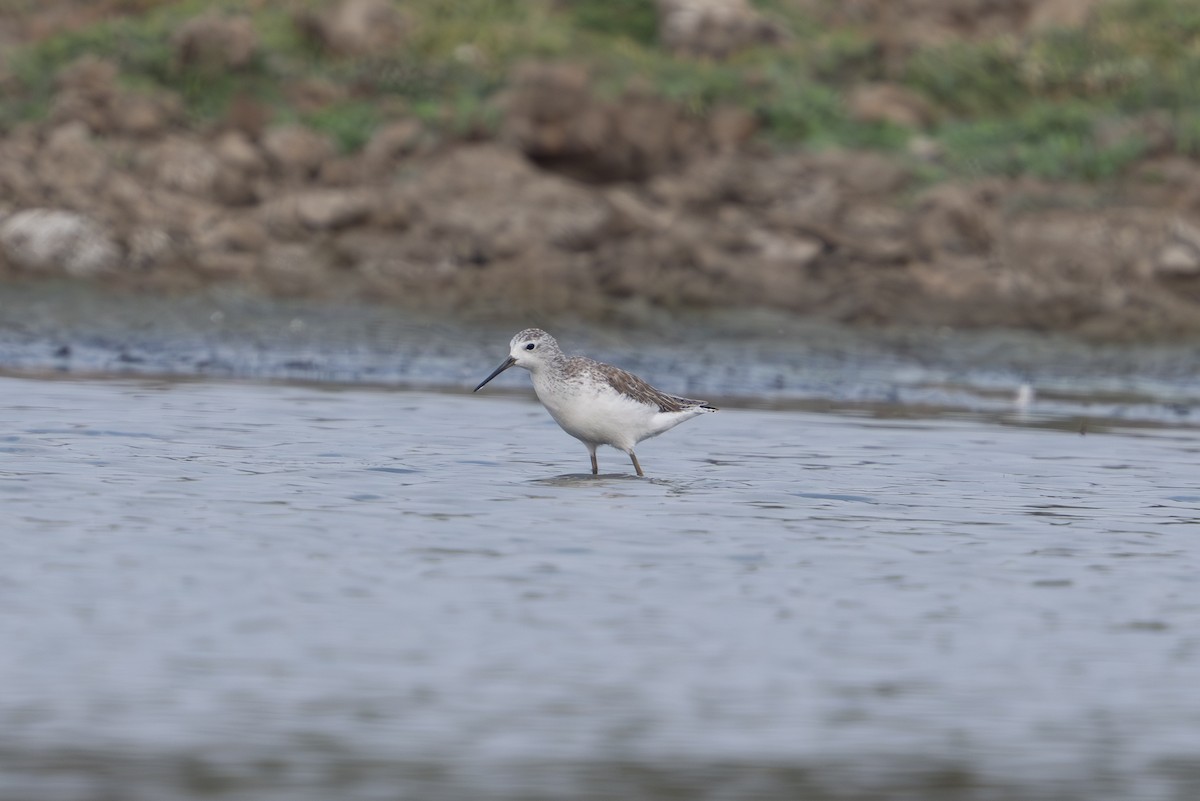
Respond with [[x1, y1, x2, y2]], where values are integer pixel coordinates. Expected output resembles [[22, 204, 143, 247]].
[[474, 328, 717, 477]]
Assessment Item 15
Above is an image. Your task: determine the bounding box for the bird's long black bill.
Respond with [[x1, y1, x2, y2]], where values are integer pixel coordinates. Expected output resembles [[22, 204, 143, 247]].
[[474, 355, 516, 392]]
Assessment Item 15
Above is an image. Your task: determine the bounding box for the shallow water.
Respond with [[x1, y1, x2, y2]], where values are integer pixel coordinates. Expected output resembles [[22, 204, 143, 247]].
[[1, 373, 1198, 801]]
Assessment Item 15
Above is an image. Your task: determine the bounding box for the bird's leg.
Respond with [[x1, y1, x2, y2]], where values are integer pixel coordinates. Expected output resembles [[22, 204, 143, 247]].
[[628, 451, 644, 477], [588, 446, 598, 475]]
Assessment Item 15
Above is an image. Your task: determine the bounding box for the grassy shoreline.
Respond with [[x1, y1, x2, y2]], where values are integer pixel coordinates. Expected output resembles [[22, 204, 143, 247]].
[[3, 0, 1197, 182]]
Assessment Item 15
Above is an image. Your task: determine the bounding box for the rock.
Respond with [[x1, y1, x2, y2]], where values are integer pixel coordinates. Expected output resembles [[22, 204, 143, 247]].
[[1169, 217, 1200, 252], [212, 131, 269, 205], [0, 133, 41, 208], [148, 136, 222, 197], [1029, 0, 1102, 30], [1092, 112, 1174, 158], [126, 225, 178, 271], [1134, 156, 1200, 189], [193, 216, 268, 254], [261, 125, 336, 182], [172, 12, 259, 71], [817, 150, 912, 197], [399, 146, 614, 259], [1002, 208, 1162, 305], [839, 203, 911, 262], [48, 56, 120, 132], [55, 55, 119, 96], [98, 172, 151, 223], [214, 130, 266, 173], [99, 171, 223, 243], [847, 83, 936, 129], [258, 196, 303, 239], [0, 209, 121, 276], [611, 88, 708, 174], [222, 93, 271, 138], [48, 55, 182, 137], [605, 185, 677, 232], [332, 229, 433, 295], [362, 120, 423, 168], [1156, 243, 1200, 277], [501, 62, 599, 167], [768, 173, 844, 229], [317, 157, 364, 187], [656, 0, 785, 59], [1155, 219, 1200, 277], [294, 0, 407, 57], [502, 63, 709, 182], [505, 62, 592, 125], [260, 189, 375, 237], [259, 243, 336, 296], [36, 122, 108, 195], [826, 0, 1034, 73], [286, 77, 348, 114], [194, 251, 259, 278], [45, 56, 176, 137], [708, 105, 758, 151], [370, 187, 415, 229], [296, 190, 374, 229], [907, 135, 944, 162], [747, 229, 824, 268], [114, 90, 183, 138], [911, 184, 995, 259]]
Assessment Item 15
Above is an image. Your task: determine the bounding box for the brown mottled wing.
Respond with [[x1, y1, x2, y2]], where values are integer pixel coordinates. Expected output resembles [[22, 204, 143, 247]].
[[570, 357, 716, 412]]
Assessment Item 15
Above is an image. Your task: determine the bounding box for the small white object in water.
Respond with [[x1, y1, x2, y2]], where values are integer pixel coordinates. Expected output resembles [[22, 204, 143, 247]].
[[1015, 383, 1036, 410]]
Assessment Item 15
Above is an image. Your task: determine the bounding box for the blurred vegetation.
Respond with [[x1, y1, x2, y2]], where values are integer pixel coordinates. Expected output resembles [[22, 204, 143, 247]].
[[2, 0, 1198, 180]]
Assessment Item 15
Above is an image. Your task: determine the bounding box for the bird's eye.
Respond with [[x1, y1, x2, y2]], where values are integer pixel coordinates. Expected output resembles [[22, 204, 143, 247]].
[[525, 343, 536, 350]]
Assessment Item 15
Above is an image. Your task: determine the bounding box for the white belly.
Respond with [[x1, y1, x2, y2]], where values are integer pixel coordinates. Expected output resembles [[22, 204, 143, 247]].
[[531, 374, 703, 452]]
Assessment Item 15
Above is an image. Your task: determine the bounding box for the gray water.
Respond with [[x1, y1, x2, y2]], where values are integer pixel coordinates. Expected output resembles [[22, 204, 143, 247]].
[[2, 370, 1199, 801]]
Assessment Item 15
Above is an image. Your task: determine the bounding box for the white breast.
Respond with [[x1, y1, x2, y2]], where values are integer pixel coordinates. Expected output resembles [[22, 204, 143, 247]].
[[532, 374, 669, 451]]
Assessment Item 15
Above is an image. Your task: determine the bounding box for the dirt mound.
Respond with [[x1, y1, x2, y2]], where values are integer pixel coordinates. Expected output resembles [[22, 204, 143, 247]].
[[655, 0, 786, 58], [501, 63, 752, 183], [803, 0, 1103, 74], [811, 0, 1102, 41], [0, 51, 1198, 340]]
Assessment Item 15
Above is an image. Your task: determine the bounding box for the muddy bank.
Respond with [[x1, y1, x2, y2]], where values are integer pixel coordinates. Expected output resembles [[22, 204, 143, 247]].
[[1, 282, 1197, 427], [1, 12, 1200, 340]]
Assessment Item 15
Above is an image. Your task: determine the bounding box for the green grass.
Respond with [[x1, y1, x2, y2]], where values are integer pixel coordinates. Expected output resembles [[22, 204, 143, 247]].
[[300, 100, 381, 153], [939, 102, 1148, 180], [3, 0, 300, 126], [565, 0, 658, 46], [904, 2, 1200, 118], [2, 0, 1198, 181], [905, 41, 1027, 117], [1176, 111, 1200, 158]]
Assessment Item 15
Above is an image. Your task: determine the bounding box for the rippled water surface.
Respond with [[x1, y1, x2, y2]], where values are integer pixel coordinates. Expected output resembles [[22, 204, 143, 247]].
[[2, 373, 1198, 801]]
